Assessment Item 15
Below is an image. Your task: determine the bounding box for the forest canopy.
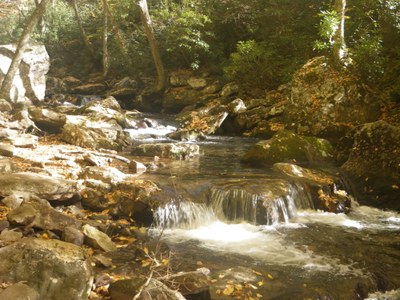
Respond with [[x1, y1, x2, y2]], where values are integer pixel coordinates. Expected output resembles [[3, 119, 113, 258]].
[[0, 0, 399, 97]]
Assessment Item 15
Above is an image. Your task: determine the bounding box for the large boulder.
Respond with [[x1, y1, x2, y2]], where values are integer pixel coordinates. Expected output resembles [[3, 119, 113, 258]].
[[0, 238, 93, 300], [61, 115, 131, 150], [132, 143, 200, 160], [0, 172, 79, 202], [242, 130, 334, 166], [163, 87, 205, 113], [0, 44, 50, 103], [286, 56, 381, 140], [340, 121, 400, 210], [168, 102, 230, 141]]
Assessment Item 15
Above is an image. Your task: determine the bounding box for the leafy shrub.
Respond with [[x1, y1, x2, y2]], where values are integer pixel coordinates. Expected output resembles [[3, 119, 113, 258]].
[[223, 40, 285, 90], [152, 0, 212, 70]]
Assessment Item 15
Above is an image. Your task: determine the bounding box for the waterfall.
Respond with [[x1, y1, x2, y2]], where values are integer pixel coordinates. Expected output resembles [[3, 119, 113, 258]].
[[154, 181, 317, 228], [154, 200, 216, 229], [209, 183, 314, 225]]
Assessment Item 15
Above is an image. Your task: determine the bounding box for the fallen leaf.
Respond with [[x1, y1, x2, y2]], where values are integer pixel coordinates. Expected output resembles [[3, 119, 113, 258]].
[[252, 270, 262, 276], [223, 284, 235, 296], [257, 281, 264, 287], [267, 274, 274, 280], [235, 284, 243, 291], [141, 259, 151, 267]]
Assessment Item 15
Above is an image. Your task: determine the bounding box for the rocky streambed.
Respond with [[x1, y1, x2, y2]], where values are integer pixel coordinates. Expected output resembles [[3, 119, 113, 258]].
[[0, 48, 399, 299]]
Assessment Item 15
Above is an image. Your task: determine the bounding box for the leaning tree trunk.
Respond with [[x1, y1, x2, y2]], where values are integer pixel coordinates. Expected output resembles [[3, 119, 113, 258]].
[[101, 0, 109, 78], [0, 0, 51, 101], [333, 0, 347, 67], [103, 0, 129, 58], [70, 0, 96, 61], [138, 0, 166, 92]]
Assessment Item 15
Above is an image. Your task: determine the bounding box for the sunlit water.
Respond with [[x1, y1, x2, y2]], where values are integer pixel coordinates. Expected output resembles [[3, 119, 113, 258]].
[[126, 123, 400, 299]]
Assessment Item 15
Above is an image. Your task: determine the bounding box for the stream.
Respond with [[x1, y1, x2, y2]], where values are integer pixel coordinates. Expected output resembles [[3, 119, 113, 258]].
[[126, 116, 400, 300]]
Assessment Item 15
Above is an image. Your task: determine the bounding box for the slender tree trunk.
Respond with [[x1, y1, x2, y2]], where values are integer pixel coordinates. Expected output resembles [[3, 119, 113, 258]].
[[34, 0, 46, 34], [333, 0, 347, 66], [102, 0, 109, 78], [138, 0, 166, 92], [0, 0, 51, 101], [70, 0, 96, 61], [103, 1, 129, 57]]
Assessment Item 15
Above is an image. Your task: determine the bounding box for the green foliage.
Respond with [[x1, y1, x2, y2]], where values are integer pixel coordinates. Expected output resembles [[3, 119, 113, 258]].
[[223, 40, 280, 90], [152, 0, 212, 70], [350, 34, 386, 82], [0, 3, 33, 43], [347, 0, 400, 85], [314, 10, 339, 51]]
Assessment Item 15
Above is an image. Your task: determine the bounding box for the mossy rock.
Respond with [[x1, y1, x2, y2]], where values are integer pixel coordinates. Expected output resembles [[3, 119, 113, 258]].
[[242, 130, 334, 166]]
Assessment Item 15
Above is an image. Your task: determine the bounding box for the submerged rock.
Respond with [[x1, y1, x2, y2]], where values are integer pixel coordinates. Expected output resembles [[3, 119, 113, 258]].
[[242, 130, 334, 166], [161, 270, 211, 299], [0, 238, 93, 300]]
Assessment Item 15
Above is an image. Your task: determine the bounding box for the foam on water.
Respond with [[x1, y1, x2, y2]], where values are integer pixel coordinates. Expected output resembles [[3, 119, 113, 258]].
[[154, 219, 365, 276], [365, 289, 400, 300], [127, 125, 177, 141]]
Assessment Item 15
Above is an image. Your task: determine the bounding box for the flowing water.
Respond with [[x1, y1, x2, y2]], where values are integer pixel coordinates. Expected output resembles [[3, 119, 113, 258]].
[[126, 120, 400, 300]]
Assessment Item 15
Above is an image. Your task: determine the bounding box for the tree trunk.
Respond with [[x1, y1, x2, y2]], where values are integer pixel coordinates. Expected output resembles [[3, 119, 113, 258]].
[[103, 1, 129, 57], [34, 0, 46, 34], [333, 0, 347, 67], [70, 0, 96, 61], [0, 0, 50, 101], [138, 0, 166, 92], [102, 0, 109, 78]]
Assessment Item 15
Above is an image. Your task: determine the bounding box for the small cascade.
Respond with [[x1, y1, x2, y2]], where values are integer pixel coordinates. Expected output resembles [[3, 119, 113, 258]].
[[208, 182, 316, 225], [153, 200, 216, 229], [209, 188, 260, 224], [154, 181, 319, 229]]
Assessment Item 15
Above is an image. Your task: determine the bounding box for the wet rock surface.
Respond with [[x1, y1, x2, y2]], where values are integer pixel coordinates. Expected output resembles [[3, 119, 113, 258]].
[[0, 60, 399, 299], [242, 130, 334, 166], [340, 121, 400, 210]]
